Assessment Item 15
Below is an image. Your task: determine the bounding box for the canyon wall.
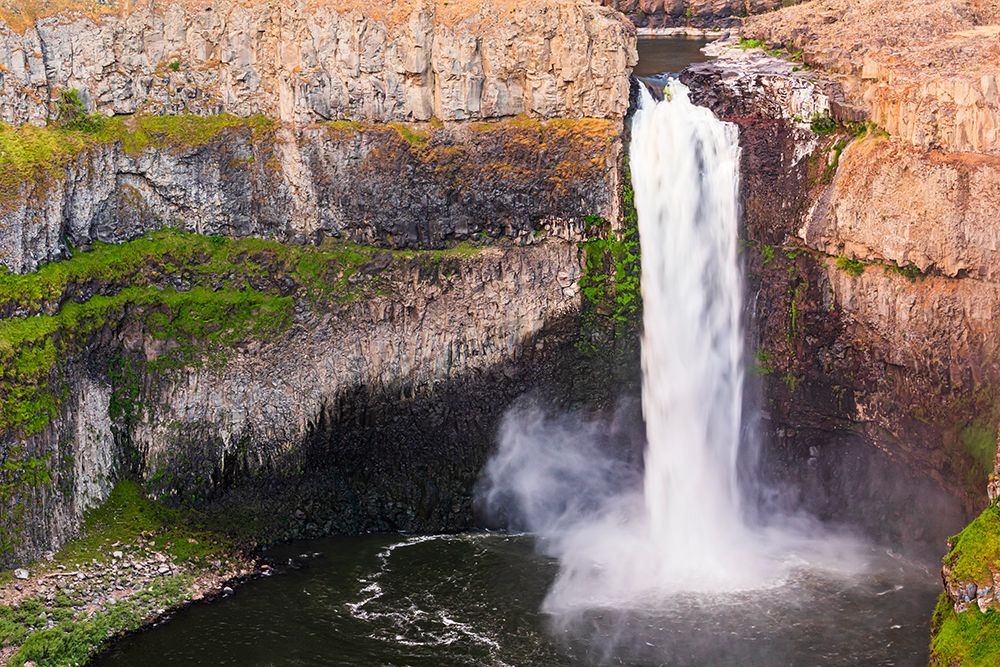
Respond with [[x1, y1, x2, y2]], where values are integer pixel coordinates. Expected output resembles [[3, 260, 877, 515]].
[[1, 116, 621, 274], [601, 0, 804, 29], [0, 0, 634, 125], [0, 0, 638, 566], [682, 0, 998, 658]]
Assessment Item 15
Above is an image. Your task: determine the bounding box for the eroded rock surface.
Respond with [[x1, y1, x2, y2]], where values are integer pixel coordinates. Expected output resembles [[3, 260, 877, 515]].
[[743, 0, 1000, 154], [1, 117, 622, 273], [0, 0, 636, 125]]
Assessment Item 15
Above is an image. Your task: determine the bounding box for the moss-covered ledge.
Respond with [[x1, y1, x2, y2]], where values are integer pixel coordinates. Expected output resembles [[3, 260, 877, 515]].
[[0, 229, 579, 562], [932, 503, 1000, 665], [0, 480, 256, 667]]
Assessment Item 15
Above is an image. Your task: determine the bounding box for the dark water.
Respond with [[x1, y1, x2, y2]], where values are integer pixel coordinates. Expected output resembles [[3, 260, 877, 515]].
[[634, 37, 712, 77], [95, 533, 939, 667]]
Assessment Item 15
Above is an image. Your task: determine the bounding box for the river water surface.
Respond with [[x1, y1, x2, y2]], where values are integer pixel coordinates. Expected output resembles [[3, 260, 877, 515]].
[[95, 533, 938, 666]]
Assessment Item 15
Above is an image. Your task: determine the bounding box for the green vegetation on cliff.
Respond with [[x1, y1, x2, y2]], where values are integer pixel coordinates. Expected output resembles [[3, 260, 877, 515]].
[[0, 229, 491, 437], [931, 503, 1000, 662], [578, 164, 641, 331], [1, 481, 245, 667], [932, 591, 1000, 666], [0, 230, 493, 557], [0, 107, 275, 209], [944, 504, 1000, 583]]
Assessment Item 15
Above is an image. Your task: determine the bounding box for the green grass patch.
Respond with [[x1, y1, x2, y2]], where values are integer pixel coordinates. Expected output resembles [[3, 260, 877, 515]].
[[388, 123, 429, 147], [945, 504, 1000, 583], [9, 575, 193, 667], [931, 591, 1000, 666], [2, 480, 238, 665], [835, 256, 866, 277], [52, 480, 231, 568]]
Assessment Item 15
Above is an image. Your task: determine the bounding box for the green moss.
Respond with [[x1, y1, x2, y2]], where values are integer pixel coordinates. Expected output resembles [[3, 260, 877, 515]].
[[0, 283, 294, 435], [835, 256, 866, 277], [760, 244, 776, 265], [579, 209, 640, 325], [0, 112, 275, 208], [931, 592, 1000, 666], [961, 424, 998, 474], [810, 113, 838, 135], [752, 350, 775, 376], [0, 230, 491, 438], [51, 481, 231, 568], [388, 122, 429, 147], [945, 505, 1000, 582]]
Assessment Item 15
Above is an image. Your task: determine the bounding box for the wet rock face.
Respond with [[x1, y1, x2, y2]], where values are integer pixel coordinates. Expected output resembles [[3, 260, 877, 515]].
[[1, 118, 622, 274], [685, 51, 974, 546], [0, 0, 637, 125]]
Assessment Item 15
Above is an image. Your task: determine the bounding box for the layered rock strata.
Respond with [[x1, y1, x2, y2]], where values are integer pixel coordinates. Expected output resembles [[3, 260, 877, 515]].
[[683, 45, 974, 551], [0, 0, 635, 125], [2, 235, 589, 564], [1, 115, 622, 273], [743, 0, 1000, 154]]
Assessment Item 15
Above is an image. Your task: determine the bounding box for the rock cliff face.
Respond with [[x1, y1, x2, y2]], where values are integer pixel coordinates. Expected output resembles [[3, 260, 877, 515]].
[[743, 0, 1000, 154], [0, 0, 635, 125], [601, 0, 803, 29], [684, 5, 998, 656], [1, 116, 621, 274], [0, 0, 638, 567], [6, 238, 588, 562], [683, 44, 975, 551]]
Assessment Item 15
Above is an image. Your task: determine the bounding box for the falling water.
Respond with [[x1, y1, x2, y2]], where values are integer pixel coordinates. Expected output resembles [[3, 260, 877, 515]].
[[480, 79, 868, 610], [632, 81, 748, 581]]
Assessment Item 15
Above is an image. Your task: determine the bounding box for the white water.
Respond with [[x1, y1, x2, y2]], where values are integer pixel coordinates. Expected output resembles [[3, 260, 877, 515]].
[[633, 82, 748, 581], [480, 80, 868, 610]]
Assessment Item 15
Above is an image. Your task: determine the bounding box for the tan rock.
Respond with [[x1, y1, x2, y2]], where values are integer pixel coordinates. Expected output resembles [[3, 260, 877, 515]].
[[0, 0, 637, 126]]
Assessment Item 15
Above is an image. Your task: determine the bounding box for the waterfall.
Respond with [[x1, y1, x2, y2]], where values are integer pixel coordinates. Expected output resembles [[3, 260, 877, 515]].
[[479, 78, 866, 611], [632, 81, 749, 581]]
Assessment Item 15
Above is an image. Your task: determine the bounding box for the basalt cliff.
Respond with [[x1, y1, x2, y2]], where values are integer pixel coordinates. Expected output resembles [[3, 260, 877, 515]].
[[0, 0, 639, 591], [672, 0, 1000, 662]]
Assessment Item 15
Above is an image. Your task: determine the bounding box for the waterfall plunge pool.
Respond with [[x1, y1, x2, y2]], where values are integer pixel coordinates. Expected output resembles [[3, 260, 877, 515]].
[[94, 533, 939, 666]]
